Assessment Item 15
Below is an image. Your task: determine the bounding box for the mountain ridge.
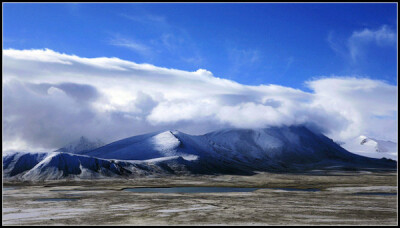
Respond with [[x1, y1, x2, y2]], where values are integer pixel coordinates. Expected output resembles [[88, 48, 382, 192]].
[[3, 126, 397, 181], [55, 136, 105, 154]]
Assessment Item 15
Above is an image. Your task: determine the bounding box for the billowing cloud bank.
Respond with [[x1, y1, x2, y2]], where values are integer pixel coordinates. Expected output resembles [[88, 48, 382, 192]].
[[3, 49, 397, 151]]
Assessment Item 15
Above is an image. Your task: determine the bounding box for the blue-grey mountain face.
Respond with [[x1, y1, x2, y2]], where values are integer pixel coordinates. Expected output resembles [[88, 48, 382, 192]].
[[3, 126, 396, 180], [55, 136, 104, 154]]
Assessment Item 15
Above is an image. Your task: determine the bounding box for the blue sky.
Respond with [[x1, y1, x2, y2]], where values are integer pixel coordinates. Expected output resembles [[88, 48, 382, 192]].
[[3, 3, 397, 90]]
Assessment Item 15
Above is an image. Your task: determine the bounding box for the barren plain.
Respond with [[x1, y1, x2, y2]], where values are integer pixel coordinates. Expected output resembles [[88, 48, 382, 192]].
[[2, 171, 398, 225]]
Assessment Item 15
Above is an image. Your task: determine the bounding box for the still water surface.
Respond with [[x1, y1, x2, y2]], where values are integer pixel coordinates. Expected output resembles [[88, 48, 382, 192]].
[[35, 198, 79, 202], [123, 187, 321, 193]]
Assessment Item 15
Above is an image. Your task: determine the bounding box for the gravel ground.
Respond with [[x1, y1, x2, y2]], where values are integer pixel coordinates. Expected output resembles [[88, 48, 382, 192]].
[[2, 171, 398, 225]]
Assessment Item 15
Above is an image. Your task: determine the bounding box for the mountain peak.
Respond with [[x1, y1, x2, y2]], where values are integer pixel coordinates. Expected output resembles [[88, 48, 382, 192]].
[[340, 135, 397, 160], [55, 136, 104, 154]]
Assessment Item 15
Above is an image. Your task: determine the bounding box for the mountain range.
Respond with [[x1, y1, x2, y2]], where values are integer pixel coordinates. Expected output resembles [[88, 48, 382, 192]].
[[3, 126, 397, 181]]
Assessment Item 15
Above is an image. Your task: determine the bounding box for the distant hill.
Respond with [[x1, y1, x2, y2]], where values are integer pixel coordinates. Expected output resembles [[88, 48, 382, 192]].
[[340, 135, 397, 160]]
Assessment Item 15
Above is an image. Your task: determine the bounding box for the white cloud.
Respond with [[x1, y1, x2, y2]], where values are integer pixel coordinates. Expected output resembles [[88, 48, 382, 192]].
[[348, 25, 397, 61], [350, 25, 396, 46], [306, 77, 397, 140], [328, 25, 397, 63], [2, 49, 398, 151]]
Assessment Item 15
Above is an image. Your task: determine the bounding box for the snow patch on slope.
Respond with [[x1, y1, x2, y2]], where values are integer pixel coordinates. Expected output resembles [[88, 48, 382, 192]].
[[151, 131, 181, 156], [83, 130, 196, 161]]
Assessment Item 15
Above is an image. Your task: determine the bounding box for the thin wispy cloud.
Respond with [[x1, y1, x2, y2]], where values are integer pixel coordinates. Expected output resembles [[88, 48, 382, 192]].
[[328, 25, 397, 62], [282, 56, 295, 77], [348, 25, 396, 61], [120, 12, 168, 27], [327, 30, 348, 59], [109, 36, 152, 57], [227, 47, 262, 79], [181, 54, 204, 66], [116, 11, 204, 68]]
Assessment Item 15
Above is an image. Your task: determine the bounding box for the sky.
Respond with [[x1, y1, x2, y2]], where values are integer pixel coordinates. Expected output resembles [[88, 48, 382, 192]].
[[2, 3, 398, 151]]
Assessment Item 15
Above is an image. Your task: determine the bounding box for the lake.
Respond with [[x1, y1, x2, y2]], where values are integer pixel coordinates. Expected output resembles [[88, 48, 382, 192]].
[[123, 186, 321, 193]]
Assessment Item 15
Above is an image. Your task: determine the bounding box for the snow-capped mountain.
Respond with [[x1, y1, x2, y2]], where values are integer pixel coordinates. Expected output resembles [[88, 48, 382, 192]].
[[81, 131, 198, 161], [3, 126, 397, 181], [55, 136, 104, 154], [340, 135, 397, 160], [3, 152, 192, 181]]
